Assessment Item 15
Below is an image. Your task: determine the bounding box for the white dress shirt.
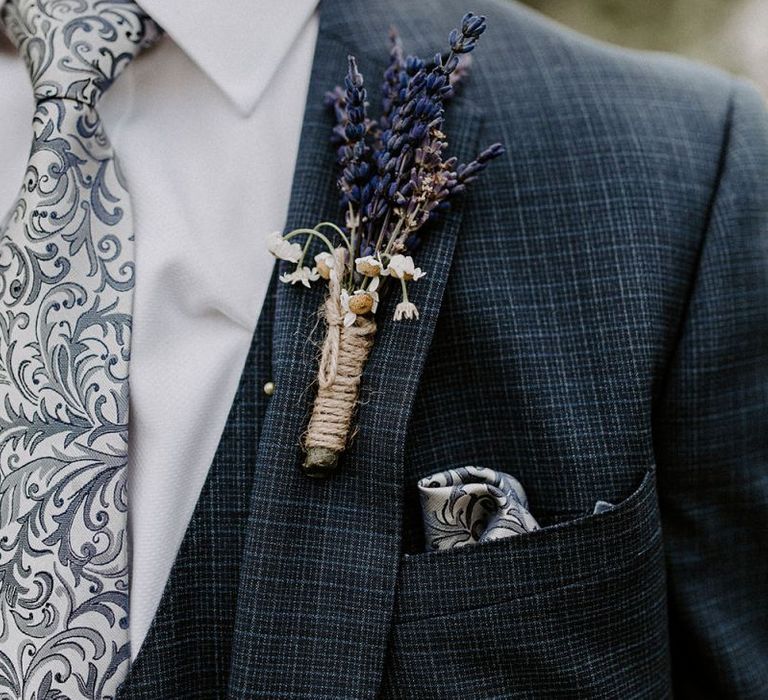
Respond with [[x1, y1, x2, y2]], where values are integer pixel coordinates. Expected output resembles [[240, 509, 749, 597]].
[[0, 0, 319, 657]]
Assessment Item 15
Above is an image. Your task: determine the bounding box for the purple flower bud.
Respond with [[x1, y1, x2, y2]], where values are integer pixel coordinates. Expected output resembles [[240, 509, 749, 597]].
[[479, 142, 506, 162], [346, 56, 364, 89], [462, 13, 487, 37], [444, 55, 460, 74], [409, 123, 427, 142], [345, 122, 365, 141], [406, 55, 424, 74]]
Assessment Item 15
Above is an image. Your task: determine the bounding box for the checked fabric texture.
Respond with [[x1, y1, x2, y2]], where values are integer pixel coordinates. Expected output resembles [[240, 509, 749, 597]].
[[0, 1, 160, 696]]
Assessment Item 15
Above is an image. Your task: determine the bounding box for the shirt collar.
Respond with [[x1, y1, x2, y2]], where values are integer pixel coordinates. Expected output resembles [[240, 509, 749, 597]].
[[137, 0, 319, 116]]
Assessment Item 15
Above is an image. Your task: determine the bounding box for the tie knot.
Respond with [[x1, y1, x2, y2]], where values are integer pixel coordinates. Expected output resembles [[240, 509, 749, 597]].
[[1, 0, 162, 106]]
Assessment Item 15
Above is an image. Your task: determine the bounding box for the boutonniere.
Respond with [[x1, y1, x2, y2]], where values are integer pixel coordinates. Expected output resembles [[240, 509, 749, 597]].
[[268, 13, 504, 477]]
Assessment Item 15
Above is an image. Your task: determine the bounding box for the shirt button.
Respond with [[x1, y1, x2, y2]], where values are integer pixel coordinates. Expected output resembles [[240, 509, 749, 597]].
[[263, 381, 275, 397]]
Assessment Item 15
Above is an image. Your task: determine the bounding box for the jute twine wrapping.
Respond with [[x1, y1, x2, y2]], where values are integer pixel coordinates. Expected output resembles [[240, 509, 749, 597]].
[[304, 250, 376, 473]]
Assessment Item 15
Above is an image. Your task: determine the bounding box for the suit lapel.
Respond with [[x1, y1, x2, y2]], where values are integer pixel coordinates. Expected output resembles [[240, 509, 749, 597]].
[[228, 2, 483, 695]]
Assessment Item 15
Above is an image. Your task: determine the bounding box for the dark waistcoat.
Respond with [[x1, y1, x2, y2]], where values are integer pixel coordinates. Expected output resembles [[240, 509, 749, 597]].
[[121, 272, 278, 698]]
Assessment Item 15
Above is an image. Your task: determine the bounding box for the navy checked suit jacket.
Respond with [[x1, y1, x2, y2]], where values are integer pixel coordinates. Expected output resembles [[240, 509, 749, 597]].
[[122, 0, 768, 697]]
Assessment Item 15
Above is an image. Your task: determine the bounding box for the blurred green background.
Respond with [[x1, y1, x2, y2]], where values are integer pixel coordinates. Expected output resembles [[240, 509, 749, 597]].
[[518, 0, 768, 94]]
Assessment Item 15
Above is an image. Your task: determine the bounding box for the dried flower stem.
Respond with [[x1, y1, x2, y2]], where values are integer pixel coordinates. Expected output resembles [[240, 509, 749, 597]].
[[304, 251, 376, 475]]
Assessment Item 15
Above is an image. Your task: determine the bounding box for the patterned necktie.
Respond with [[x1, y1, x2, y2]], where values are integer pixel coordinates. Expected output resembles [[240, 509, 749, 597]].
[[0, 1, 160, 696]]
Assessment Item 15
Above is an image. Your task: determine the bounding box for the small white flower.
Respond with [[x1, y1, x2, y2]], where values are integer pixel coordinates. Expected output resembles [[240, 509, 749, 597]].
[[385, 254, 425, 281], [267, 231, 302, 263], [340, 289, 357, 327], [280, 266, 319, 288], [314, 252, 336, 280], [348, 291, 374, 315], [367, 275, 380, 312], [342, 285, 380, 323], [394, 301, 419, 321], [355, 255, 383, 277]]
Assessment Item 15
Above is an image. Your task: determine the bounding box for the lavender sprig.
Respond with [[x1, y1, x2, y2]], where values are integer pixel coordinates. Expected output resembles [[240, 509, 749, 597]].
[[380, 28, 406, 132], [359, 13, 495, 254], [336, 58, 373, 209], [453, 142, 506, 192]]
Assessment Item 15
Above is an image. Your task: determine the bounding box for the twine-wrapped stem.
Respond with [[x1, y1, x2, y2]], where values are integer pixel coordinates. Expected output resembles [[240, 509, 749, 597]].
[[303, 251, 377, 477]]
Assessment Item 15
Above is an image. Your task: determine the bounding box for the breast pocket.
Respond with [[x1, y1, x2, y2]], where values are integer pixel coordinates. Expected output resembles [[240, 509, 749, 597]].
[[381, 470, 671, 699]]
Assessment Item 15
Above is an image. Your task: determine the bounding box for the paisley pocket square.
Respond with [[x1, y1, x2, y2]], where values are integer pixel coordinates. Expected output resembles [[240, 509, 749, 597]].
[[418, 467, 541, 551]]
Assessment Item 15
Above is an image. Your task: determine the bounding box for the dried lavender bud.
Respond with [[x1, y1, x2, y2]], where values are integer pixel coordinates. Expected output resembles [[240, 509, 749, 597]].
[[381, 29, 407, 131], [405, 55, 425, 75], [455, 142, 506, 186], [464, 13, 487, 36], [449, 12, 487, 54]]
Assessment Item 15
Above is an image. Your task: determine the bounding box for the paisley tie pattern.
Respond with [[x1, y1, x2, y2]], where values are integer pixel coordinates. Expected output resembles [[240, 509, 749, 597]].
[[0, 1, 160, 696], [418, 467, 541, 550]]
